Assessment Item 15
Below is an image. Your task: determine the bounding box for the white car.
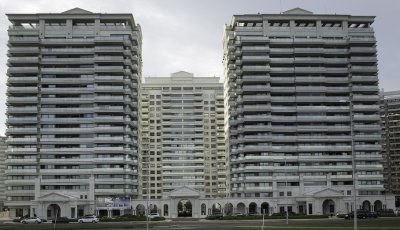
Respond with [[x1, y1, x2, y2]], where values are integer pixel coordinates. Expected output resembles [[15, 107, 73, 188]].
[[21, 217, 42, 224], [78, 215, 99, 223], [148, 213, 160, 219]]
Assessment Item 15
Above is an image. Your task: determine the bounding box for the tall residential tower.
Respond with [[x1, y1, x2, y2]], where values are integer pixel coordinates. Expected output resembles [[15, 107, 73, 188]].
[[139, 72, 226, 198], [223, 8, 390, 214], [5, 8, 141, 219], [381, 90, 400, 204]]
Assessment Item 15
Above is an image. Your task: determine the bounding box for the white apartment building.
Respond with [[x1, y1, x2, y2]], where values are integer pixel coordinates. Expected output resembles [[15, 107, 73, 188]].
[[0, 136, 6, 210], [5, 8, 141, 219], [223, 8, 394, 215], [381, 90, 400, 205], [139, 71, 226, 199]]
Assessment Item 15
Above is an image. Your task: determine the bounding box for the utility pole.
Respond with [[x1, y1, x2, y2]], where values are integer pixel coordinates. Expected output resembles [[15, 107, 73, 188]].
[[146, 164, 150, 230], [340, 98, 357, 230]]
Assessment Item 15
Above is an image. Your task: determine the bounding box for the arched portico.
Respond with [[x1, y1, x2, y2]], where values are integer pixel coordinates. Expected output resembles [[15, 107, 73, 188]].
[[136, 204, 145, 216], [224, 203, 233, 216], [249, 202, 257, 214], [47, 204, 61, 219], [374, 200, 382, 211], [177, 199, 192, 217], [322, 199, 335, 215], [261, 202, 269, 215], [237, 202, 246, 214], [362, 200, 371, 211]]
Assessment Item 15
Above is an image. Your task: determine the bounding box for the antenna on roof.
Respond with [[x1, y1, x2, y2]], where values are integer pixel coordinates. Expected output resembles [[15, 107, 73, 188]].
[[280, 0, 282, 14]]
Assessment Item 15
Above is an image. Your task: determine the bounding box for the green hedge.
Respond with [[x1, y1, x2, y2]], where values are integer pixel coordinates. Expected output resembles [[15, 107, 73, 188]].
[[206, 214, 329, 220], [100, 215, 165, 222]]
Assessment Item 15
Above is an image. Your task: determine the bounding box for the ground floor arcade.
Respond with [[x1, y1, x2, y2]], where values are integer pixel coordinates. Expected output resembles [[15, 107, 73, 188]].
[[6, 186, 395, 219]]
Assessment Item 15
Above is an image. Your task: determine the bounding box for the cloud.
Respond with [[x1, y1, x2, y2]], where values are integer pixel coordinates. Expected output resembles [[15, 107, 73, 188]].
[[0, 0, 399, 135]]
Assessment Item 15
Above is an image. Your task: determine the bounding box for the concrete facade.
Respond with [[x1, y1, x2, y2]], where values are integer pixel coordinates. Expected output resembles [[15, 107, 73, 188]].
[[222, 7, 394, 213], [381, 90, 400, 204], [97, 186, 392, 218], [139, 72, 226, 199], [5, 8, 141, 219], [0, 136, 6, 210]]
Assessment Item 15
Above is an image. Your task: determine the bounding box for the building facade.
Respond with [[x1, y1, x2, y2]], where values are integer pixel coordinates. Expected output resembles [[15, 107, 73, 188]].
[[0, 136, 6, 210], [139, 72, 226, 199], [5, 8, 142, 219], [381, 90, 400, 205], [223, 8, 394, 214]]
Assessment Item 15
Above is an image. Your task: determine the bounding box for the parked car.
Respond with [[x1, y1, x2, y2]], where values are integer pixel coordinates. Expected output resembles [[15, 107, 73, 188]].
[[148, 213, 160, 219], [344, 210, 378, 219], [21, 217, 42, 224], [52, 217, 69, 223], [232, 212, 244, 216], [207, 212, 223, 219], [78, 215, 99, 223]]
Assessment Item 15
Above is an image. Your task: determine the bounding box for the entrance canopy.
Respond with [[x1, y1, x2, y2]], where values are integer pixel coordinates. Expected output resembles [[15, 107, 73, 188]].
[[168, 186, 200, 198]]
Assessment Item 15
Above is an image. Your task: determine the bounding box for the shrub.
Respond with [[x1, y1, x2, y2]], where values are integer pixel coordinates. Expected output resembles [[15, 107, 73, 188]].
[[205, 214, 329, 220], [100, 215, 165, 222]]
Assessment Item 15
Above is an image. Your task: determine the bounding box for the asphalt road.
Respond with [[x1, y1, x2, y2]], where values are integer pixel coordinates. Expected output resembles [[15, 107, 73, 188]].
[[2, 217, 400, 230]]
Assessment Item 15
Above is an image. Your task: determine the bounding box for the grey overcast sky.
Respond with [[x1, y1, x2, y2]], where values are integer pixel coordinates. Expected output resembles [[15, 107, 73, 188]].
[[0, 0, 399, 135]]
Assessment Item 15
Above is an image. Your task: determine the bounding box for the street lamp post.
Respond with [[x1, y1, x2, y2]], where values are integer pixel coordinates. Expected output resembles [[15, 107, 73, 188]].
[[340, 99, 357, 230], [285, 158, 288, 225], [146, 164, 150, 230]]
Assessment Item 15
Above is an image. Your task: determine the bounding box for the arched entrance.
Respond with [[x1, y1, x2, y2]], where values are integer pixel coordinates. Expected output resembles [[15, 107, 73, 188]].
[[261, 202, 269, 215], [212, 203, 221, 214], [149, 204, 158, 214], [224, 203, 233, 216], [47, 204, 61, 219], [237, 202, 245, 214], [177, 200, 192, 217], [249, 202, 257, 214], [136, 204, 145, 216], [374, 200, 383, 212], [163, 204, 169, 216], [362, 200, 371, 211], [322, 199, 335, 215], [201, 203, 206, 215]]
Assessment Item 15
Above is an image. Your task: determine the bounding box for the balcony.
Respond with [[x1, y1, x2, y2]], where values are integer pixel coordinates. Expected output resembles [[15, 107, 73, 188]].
[[294, 57, 324, 64], [7, 106, 37, 113], [41, 67, 94, 74], [8, 57, 39, 63], [350, 56, 377, 63], [270, 67, 294, 73], [349, 47, 376, 54], [269, 48, 293, 54], [7, 76, 38, 83], [353, 114, 380, 121], [8, 37, 39, 43], [41, 48, 94, 54], [95, 96, 124, 102], [352, 95, 379, 101], [7, 97, 38, 104], [241, 46, 269, 52], [8, 47, 39, 54], [324, 48, 348, 54], [41, 38, 94, 45], [242, 56, 270, 62], [295, 67, 325, 74], [351, 66, 378, 73], [7, 87, 37, 93], [242, 85, 270, 92], [94, 86, 124, 92], [294, 48, 324, 54], [351, 76, 378, 82], [241, 75, 270, 82], [7, 67, 39, 73]]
